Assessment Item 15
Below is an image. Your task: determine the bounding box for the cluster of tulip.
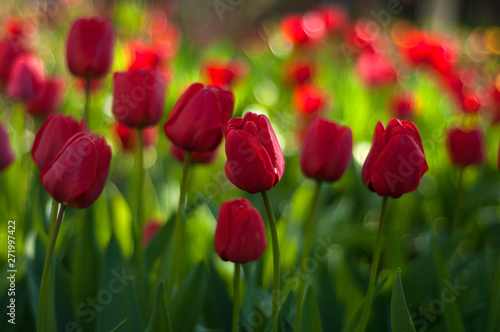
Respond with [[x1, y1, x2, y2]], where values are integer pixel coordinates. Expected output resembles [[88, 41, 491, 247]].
[[1, 2, 500, 332]]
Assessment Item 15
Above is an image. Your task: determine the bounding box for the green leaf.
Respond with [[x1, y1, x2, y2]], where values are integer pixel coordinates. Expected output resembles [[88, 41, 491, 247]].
[[145, 280, 172, 332], [298, 286, 322, 332], [391, 268, 416, 332], [109, 318, 128, 332], [170, 263, 209, 332], [109, 184, 134, 260], [96, 236, 143, 332]]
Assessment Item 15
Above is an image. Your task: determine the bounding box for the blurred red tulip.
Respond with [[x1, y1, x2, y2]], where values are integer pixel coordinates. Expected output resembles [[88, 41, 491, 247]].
[[128, 42, 161, 71], [446, 127, 484, 167], [314, 5, 347, 34], [8, 54, 45, 102], [41, 132, 111, 209], [482, 84, 500, 124], [362, 119, 428, 198], [0, 38, 28, 88], [390, 93, 415, 119], [0, 121, 15, 172], [146, 11, 181, 61], [170, 144, 219, 164], [281, 14, 310, 45], [356, 50, 397, 89], [164, 83, 234, 152], [292, 85, 326, 115], [143, 218, 162, 246], [27, 77, 65, 117], [112, 68, 166, 128], [214, 198, 267, 263], [224, 112, 285, 194], [3, 17, 36, 42], [284, 61, 314, 86], [300, 117, 352, 182], [115, 123, 158, 152], [204, 60, 246, 88], [66, 17, 115, 79], [32, 114, 87, 169], [342, 20, 380, 52]]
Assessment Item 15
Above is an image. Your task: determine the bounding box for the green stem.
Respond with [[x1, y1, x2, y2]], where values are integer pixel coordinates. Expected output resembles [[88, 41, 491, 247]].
[[294, 180, 322, 331], [166, 151, 191, 302], [84, 78, 91, 126], [261, 190, 280, 332], [232, 263, 241, 332], [37, 203, 66, 332], [134, 129, 145, 305], [47, 199, 58, 236], [355, 196, 388, 332], [452, 168, 464, 231], [487, 256, 500, 332], [429, 222, 465, 332]]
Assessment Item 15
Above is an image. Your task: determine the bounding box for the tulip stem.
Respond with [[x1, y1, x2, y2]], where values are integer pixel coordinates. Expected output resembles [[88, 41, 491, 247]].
[[294, 179, 322, 331], [134, 129, 145, 306], [356, 196, 388, 332], [84, 78, 91, 126], [487, 255, 500, 332], [166, 151, 191, 302], [452, 168, 464, 231], [37, 203, 66, 332], [261, 190, 280, 332], [232, 263, 241, 332]]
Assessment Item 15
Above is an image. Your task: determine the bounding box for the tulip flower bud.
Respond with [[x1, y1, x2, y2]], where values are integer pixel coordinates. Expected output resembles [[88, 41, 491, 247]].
[[284, 61, 313, 86], [0, 121, 15, 171], [112, 68, 166, 128], [214, 198, 267, 263], [27, 77, 65, 116], [446, 127, 484, 167], [170, 144, 219, 164], [8, 54, 45, 102], [281, 14, 309, 45], [0, 38, 28, 88], [204, 61, 245, 88], [164, 83, 234, 152], [356, 50, 397, 89], [32, 114, 87, 169], [292, 85, 325, 115], [143, 218, 162, 246], [362, 118, 428, 198], [300, 117, 352, 182], [390, 93, 415, 119], [41, 132, 111, 209], [114, 123, 158, 152], [224, 112, 285, 194], [66, 17, 115, 79]]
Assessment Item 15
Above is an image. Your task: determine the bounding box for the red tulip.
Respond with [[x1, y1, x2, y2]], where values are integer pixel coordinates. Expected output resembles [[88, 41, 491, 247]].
[[66, 17, 115, 79], [170, 144, 219, 164], [460, 93, 480, 113], [356, 50, 397, 89], [128, 42, 161, 71], [143, 218, 162, 246], [390, 93, 415, 119], [483, 84, 500, 124], [446, 127, 484, 167], [362, 119, 428, 198], [0, 121, 15, 171], [300, 117, 352, 182], [204, 61, 246, 88], [3, 17, 36, 41], [224, 112, 285, 194], [214, 198, 267, 263], [32, 114, 87, 169], [41, 132, 111, 209], [114, 123, 158, 152], [284, 61, 313, 86], [292, 85, 325, 115], [314, 5, 347, 34], [112, 68, 166, 128], [8, 54, 45, 102], [281, 14, 310, 45], [27, 77, 65, 116], [164, 83, 234, 152], [0, 38, 28, 88]]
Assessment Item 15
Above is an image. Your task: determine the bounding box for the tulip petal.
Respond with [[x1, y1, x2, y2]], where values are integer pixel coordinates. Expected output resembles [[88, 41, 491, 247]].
[[361, 121, 386, 188], [257, 115, 285, 181]]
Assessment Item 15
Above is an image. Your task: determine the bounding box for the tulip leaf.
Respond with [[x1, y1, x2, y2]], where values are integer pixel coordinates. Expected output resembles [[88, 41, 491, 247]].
[[203, 260, 232, 331], [73, 207, 101, 332], [170, 263, 209, 332], [298, 286, 322, 332], [109, 184, 134, 259], [144, 280, 172, 332], [54, 262, 76, 332], [391, 268, 416, 332], [109, 318, 128, 332], [96, 235, 143, 331]]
